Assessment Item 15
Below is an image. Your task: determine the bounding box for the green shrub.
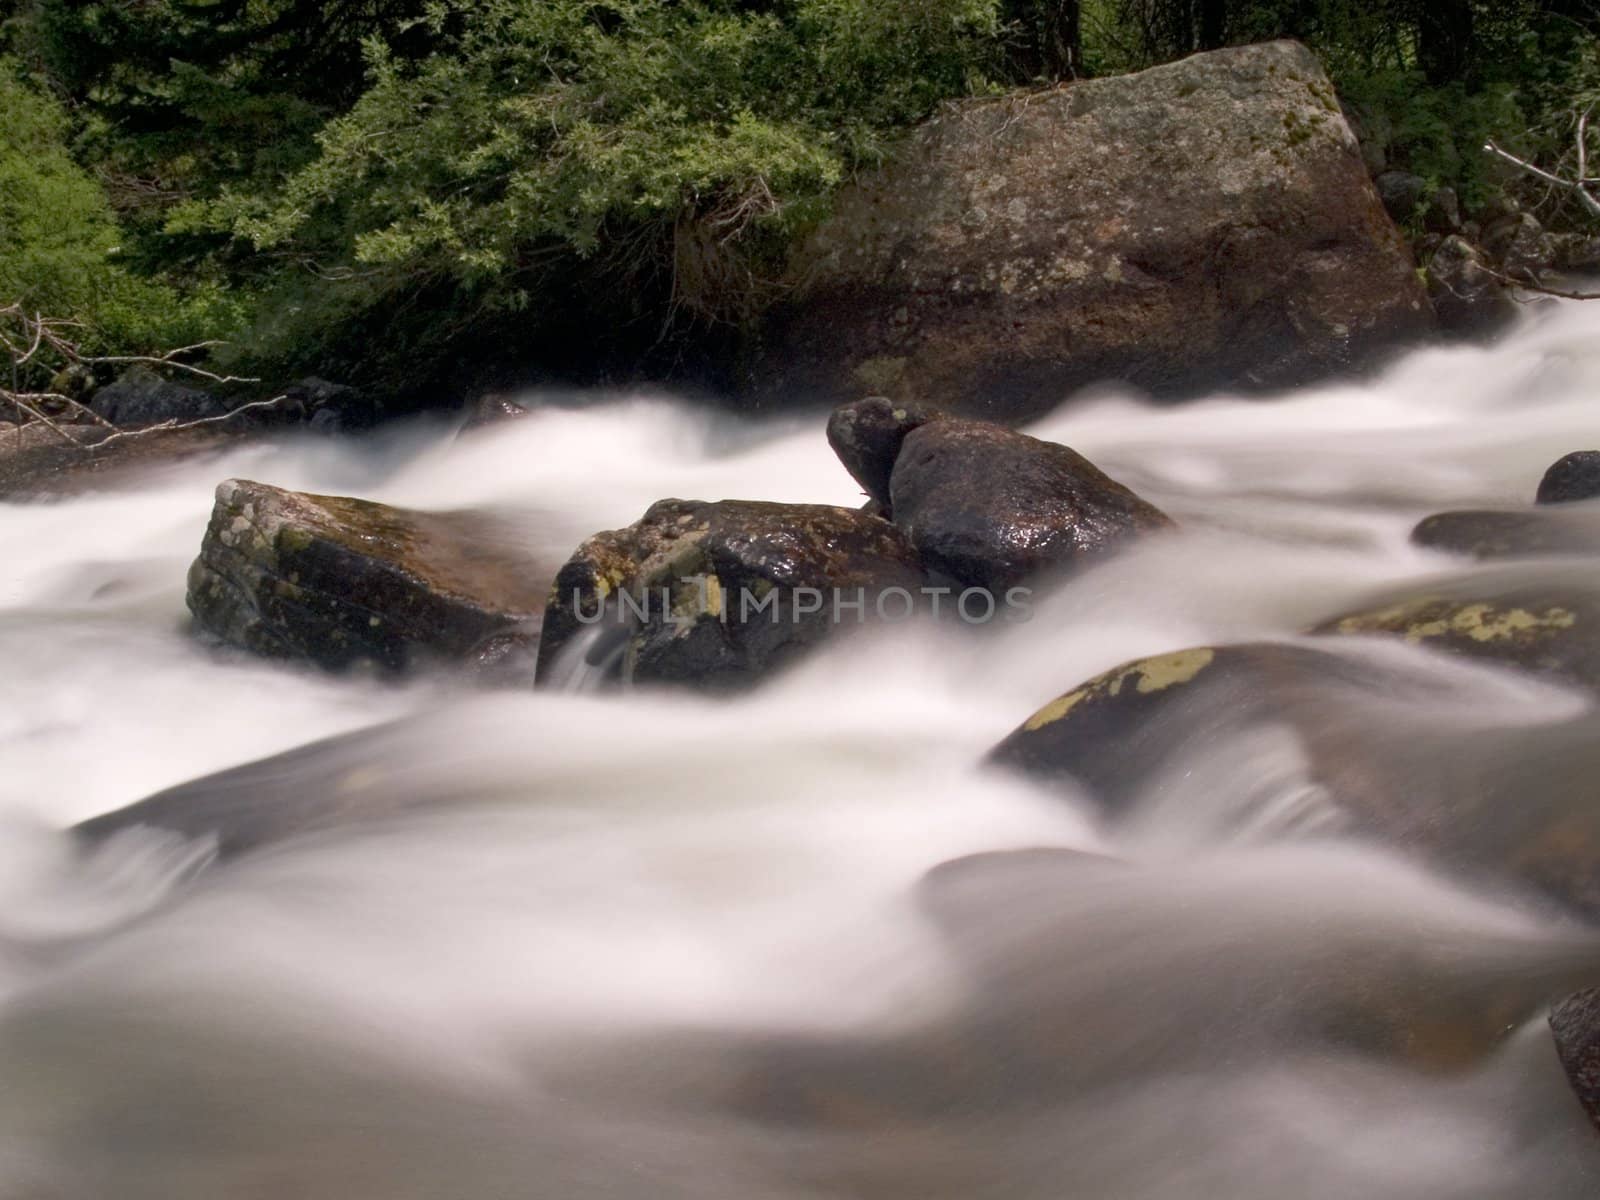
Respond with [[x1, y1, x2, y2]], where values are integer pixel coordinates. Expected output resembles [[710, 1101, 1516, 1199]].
[[0, 59, 243, 377], [176, 0, 1003, 387]]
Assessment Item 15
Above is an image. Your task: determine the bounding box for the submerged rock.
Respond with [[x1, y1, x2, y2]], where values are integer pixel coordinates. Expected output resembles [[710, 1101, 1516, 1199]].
[[186, 479, 549, 671], [1411, 508, 1600, 559], [988, 638, 1600, 919], [1538, 451, 1600, 506], [534, 499, 926, 688], [888, 419, 1172, 592], [752, 40, 1431, 420]]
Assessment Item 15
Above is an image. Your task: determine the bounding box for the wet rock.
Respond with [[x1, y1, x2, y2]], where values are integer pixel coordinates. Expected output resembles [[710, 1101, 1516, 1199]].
[[534, 499, 926, 689], [988, 637, 1600, 918], [888, 419, 1172, 592], [468, 626, 543, 686], [991, 620, 1600, 1126], [752, 41, 1431, 420], [462, 392, 531, 431], [1375, 170, 1426, 223], [988, 643, 1339, 805], [1552, 991, 1600, 1132], [1538, 451, 1600, 505], [1313, 571, 1600, 691], [1483, 211, 1555, 283], [186, 479, 549, 671], [90, 366, 225, 428], [1411, 508, 1600, 559], [1426, 236, 1515, 339], [825, 396, 944, 513]]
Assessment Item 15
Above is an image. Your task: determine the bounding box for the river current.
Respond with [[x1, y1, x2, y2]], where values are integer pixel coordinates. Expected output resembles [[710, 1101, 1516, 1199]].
[[4, 302, 1600, 1197]]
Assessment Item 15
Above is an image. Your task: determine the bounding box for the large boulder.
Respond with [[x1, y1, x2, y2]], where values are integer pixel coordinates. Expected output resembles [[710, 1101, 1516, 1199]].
[[186, 479, 549, 671], [887, 418, 1173, 592], [751, 40, 1431, 420], [1410, 508, 1600, 560], [534, 499, 926, 688]]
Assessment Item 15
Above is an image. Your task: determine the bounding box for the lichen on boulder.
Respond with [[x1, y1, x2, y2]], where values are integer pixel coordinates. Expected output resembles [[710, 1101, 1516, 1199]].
[[535, 498, 927, 688]]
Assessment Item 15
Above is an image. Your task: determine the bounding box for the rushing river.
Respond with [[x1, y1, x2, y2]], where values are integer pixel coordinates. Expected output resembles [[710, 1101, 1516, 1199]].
[[5, 302, 1600, 1198]]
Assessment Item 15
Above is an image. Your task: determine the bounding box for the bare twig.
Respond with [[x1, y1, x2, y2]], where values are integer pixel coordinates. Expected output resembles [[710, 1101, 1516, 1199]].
[[1485, 139, 1600, 219], [1480, 265, 1600, 301], [0, 301, 282, 453], [84, 394, 291, 450]]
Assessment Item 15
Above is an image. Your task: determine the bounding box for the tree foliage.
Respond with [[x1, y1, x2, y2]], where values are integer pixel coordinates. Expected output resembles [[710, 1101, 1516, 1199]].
[[0, 57, 239, 378]]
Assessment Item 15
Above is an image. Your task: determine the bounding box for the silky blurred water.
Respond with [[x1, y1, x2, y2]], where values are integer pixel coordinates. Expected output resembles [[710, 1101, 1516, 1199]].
[[3, 301, 1600, 1197]]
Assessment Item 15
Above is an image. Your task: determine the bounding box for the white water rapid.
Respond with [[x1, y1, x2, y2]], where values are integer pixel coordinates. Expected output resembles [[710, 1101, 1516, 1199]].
[[4, 302, 1600, 1197]]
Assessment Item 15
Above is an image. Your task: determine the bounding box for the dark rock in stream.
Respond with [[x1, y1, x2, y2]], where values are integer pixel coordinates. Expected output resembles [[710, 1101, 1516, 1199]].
[[186, 479, 550, 672], [74, 725, 422, 860], [888, 419, 1173, 592], [1410, 508, 1600, 559], [1538, 451, 1600, 506], [986, 628, 1600, 1122], [825, 396, 944, 514], [534, 499, 926, 689]]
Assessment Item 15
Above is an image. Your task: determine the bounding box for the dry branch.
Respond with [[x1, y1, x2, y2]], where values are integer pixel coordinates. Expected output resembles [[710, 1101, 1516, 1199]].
[[1, 303, 284, 453], [1485, 137, 1600, 220]]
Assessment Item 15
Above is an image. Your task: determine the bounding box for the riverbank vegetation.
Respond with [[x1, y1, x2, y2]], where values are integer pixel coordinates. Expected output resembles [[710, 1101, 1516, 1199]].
[[2, 0, 1597, 403]]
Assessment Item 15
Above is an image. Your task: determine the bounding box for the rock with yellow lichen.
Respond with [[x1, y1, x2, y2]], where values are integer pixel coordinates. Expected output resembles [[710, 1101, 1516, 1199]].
[[987, 642, 1355, 805], [186, 478, 550, 672], [1314, 572, 1600, 689], [534, 498, 926, 689], [988, 636, 1600, 918]]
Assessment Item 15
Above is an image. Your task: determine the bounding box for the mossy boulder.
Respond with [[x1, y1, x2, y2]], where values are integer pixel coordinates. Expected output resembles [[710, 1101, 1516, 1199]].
[[753, 40, 1431, 420], [888, 418, 1173, 592], [534, 498, 926, 689], [186, 478, 549, 671]]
